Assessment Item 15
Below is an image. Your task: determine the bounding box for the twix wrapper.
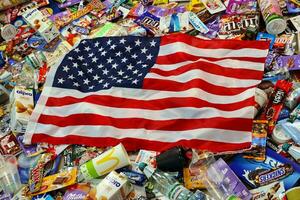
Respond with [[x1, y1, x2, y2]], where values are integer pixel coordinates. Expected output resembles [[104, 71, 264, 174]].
[[260, 80, 293, 135], [59, 0, 105, 28], [29, 153, 53, 193]]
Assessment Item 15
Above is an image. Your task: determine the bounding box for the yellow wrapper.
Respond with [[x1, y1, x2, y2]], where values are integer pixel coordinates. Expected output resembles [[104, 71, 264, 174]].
[[290, 0, 300, 6], [153, 0, 169, 5], [187, 0, 206, 12], [183, 168, 205, 189], [31, 168, 78, 195]]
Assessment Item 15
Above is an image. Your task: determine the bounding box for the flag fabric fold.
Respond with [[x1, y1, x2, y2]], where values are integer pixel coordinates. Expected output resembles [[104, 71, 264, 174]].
[[24, 33, 270, 152]]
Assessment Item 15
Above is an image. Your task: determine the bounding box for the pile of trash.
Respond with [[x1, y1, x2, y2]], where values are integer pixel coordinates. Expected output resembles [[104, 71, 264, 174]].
[[0, 0, 300, 199]]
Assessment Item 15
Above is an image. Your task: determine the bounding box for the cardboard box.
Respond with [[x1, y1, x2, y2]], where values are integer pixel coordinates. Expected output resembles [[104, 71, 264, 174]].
[[22, 8, 60, 43], [10, 86, 34, 133], [96, 171, 133, 200]]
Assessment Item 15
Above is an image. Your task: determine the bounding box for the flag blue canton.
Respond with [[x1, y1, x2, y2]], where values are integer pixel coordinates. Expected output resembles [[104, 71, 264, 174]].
[[53, 36, 161, 92]]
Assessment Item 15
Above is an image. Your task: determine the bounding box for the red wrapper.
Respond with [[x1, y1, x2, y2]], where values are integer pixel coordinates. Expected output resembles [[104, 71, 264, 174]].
[[260, 80, 293, 134]]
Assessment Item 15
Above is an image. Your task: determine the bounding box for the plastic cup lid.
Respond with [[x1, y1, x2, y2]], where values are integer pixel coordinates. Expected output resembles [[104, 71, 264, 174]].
[[272, 124, 292, 144], [266, 18, 287, 35]]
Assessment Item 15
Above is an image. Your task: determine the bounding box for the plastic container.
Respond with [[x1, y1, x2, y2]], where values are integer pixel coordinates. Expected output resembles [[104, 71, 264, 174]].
[[258, 0, 286, 35], [0, 155, 22, 194]]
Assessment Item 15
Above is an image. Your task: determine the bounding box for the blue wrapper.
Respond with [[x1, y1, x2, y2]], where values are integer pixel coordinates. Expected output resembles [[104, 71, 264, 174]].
[[0, 52, 5, 68], [117, 168, 147, 186], [228, 148, 300, 190], [135, 12, 160, 34], [18, 167, 30, 184], [278, 107, 291, 120], [256, 32, 275, 50]]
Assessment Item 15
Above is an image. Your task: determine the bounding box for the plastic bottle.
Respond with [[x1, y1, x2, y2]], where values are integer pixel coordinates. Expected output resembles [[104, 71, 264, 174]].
[[0, 155, 22, 194], [282, 143, 300, 163], [138, 162, 207, 200]]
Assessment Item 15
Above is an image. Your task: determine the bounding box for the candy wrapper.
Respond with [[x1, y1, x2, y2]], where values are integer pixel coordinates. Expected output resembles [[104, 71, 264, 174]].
[[250, 181, 286, 200], [183, 168, 205, 189], [260, 80, 293, 135], [0, 0, 30, 11], [0, 132, 22, 155], [218, 14, 259, 39], [63, 183, 97, 200], [28, 153, 53, 193], [206, 158, 252, 200], [287, 0, 300, 14], [256, 32, 275, 49], [16, 134, 43, 157], [135, 150, 158, 168], [201, 0, 226, 14], [30, 167, 77, 196], [276, 55, 300, 71], [135, 12, 160, 35], [226, 0, 257, 15], [243, 120, 268, 161], [229, 148, 300, 190]]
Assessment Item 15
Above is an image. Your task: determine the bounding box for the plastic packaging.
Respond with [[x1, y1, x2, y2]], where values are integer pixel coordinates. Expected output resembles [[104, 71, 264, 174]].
[[0, 155, 22, 194], [139, 162, 208, 200]]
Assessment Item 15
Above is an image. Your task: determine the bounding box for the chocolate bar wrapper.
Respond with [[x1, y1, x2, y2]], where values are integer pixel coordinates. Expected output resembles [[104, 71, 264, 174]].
[[228, 147, 300, 190], [243, 120, 268, 161], [218, 14, 259, 39], [286, 0, 300, 14], [250, 181, 286, 200], [206, 158, 252, 200], [202, 0, 226, 14], [0, 132, 22, 155], [276, 55, 300, 71], [256, 32, 275, 49], [135, 12, 160, 35], [226, 0, 257, 15], [183, 168, 206, 189], [30, 167, 77, 196]]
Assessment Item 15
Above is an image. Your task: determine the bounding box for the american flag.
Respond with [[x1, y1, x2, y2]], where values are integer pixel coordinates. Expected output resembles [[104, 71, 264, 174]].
[[24, 34, 269, 153]]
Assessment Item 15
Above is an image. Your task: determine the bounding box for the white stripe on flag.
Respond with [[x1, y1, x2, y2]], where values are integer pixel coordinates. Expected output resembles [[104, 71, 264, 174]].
[[40, 103, 255, 120], [44, 87, 256, 104], [146, 69, 260, 87], [32, 123, 252, 143], [159, 42, 269, 58]]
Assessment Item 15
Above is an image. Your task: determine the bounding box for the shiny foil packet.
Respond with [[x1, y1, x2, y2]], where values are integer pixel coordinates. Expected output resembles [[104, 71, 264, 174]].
[[243, 120, 268, 161], [276, 55, 300, 71], [226, 0, 257, 14], [218, 13, 259, 39]]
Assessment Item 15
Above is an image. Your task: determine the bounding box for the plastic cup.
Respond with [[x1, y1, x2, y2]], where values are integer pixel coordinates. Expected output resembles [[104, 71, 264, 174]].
[[0, 155, 22, 194], [80, 144, 131, 180]]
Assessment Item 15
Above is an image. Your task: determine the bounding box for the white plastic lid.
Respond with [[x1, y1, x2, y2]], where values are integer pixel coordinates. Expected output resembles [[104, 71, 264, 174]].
[[266, 18, 287, 35], [272, 124, 292, 144]]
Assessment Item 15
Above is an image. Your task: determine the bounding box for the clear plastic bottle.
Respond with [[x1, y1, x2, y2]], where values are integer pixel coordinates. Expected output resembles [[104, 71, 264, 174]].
[[0, 155, 22, 194], [138, 162, 207, 200]]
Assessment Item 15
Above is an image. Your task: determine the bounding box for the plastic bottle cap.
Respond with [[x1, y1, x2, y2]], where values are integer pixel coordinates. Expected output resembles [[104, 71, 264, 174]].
[[272, 124, 292, 144], [266, 18, 287, 35], [282, 143, 292, 152], [138, 162, 147, 171]]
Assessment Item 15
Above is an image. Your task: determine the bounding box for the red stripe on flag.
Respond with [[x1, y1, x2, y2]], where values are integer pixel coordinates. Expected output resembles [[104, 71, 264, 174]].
[[143, 78, 253, 94], [156, 53, 268, 65], [45, 95, 255, 111], [160, 34, 270, 50], [31, 133, 252, 153], [37, 114, 253, 131], [149, 60, 262, 80]]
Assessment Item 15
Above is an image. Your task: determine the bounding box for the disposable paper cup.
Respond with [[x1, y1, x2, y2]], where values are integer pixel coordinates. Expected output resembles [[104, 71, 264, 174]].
[[286, 187, 300, 200], [80, 144, 131, 180]]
